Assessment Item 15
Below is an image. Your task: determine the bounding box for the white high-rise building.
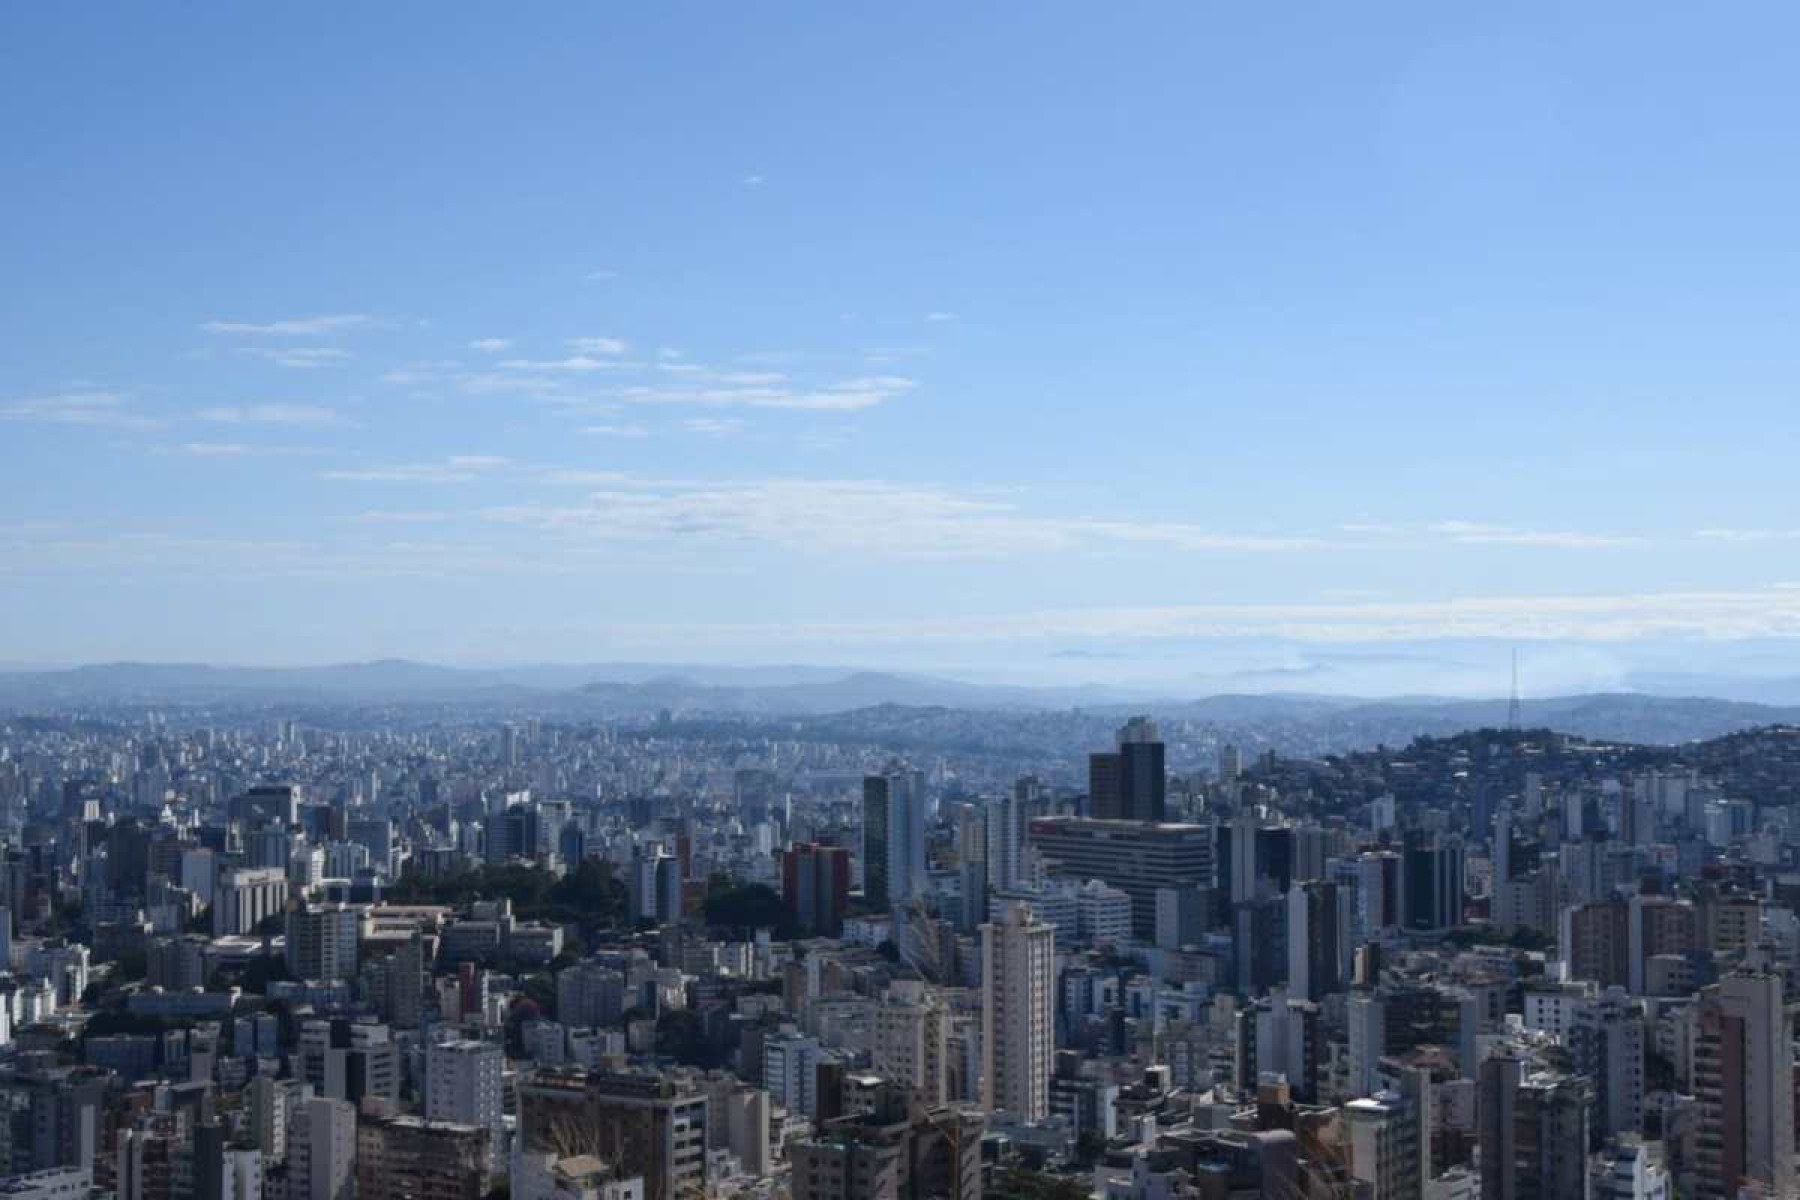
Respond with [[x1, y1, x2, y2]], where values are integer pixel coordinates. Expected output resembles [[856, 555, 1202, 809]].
[[427, 1039, 505, 1157], [981, 902, 1055, 1120], [220, 1149, 263, 1200], [1344, 1092, 1422, 1200], [871, 980, 949, 1105], [986, 778, 1045, 894], [214, 867, 288, 937], [1346, 993, 1386, 1099]]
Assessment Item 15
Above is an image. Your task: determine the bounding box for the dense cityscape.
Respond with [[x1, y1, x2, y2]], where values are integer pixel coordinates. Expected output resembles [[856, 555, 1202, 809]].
[[9, 4, 1800, 1199], [0, 697, 1793, 1200]]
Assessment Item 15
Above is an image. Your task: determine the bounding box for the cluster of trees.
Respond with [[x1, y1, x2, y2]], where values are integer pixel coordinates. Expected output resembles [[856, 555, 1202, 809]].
[[388, 859, 629, 927], [699, 877, 797, 939]]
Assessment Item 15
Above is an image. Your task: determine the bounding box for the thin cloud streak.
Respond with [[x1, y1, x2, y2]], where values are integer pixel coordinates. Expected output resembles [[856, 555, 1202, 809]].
[[201, 314, 370, 336], [579, 587, 1800, 651], [196, 404, 344, 426], [322, 455, 511, 484], [1, 390, 163, 431]]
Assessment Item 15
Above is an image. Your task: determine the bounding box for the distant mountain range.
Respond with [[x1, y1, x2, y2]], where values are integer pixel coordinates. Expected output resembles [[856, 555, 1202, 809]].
[[2, 659, 1799, 746]]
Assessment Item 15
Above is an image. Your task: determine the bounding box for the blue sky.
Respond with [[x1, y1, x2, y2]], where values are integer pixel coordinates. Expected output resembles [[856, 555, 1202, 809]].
[[5, 5, 1800, 688]]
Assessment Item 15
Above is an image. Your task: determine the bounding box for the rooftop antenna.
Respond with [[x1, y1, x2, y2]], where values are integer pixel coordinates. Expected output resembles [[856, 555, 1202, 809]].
[[1507, 648, 1522, 731]]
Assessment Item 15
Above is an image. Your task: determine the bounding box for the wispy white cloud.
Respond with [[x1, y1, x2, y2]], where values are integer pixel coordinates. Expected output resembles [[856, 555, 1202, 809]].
[[195, 403, 344, 427], [741, 174, 765, 187], [555, 587, 1800, 652], [925, 311, 957, 322], [612, 374, 913, 411], [1, 390, 163, 431], [495, 356, 625, 373], [567, 336, 628, 356], [481, 477, 1334, 559], [1427, 520, 1645, 549], [238, 347, 351, 370], [201, 314, 370, 336], [1694, 528, 1800, 544], [534, 469, 638, 487], [581, 424, 651, 439], [468, 337, 514, 353], [352, 510, 455, 524], [163, 441, 323, 458], [322, 455, 512, 484], [681, 417, 745, 437], [585, 269, 620, 282]]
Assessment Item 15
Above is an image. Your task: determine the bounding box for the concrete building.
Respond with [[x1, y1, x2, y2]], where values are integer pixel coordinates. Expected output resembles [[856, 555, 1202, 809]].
[[1074, 879, 1132, 945], [0, 1169, 91, 1200], [1568, 988, 1645, 1147], [788, 1083, 982, 1200], [783, 844, 851, 937], [517, 1069, 709, 1200], [870, 981, 949, 1106], [556, 962, 627, 1031], [1476, 1058, 1590, 1200], [863, 765, 927, 910], [213, 868, 287, 937], [1028, 817, 1214, 938], [1088, 717, 1165, 822], [1691, 971, 1797, 1200], [980, 903, 1054, 1120], [1344, 1091, 1424, 1200], [287, 1098, 356, 1200], [426, 1039, 505, 1163], [762, 1027, 827, 1120], [356, 1115, 488, 1200], [284, 905, 359, 981]]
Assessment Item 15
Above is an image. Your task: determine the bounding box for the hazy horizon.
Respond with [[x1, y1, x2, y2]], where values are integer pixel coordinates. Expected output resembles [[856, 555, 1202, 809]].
[[10, 635, 1800, 705]]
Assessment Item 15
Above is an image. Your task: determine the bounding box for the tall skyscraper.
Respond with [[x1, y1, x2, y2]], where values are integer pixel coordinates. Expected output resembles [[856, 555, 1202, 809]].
[[985, 777, 1046, 894], [1401, 837, 1464, 935], [1088, 716, 1165, 822], [1692, 971, 1797, 1200], [1568, 988, 1646, 1149], [1477, 1057, 1591, 1200], [782, 843, 851, 936], [1286, 880, 1348, 1003], [863, 764, 926, 910], [1216, 819, 1296, 905], [628, 849, 682, 925], [981, 903, 1055, 1120]]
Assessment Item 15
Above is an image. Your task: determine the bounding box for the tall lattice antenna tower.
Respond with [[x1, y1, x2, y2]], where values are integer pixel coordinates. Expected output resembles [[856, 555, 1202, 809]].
[[1507, 648, 1522, 730]]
